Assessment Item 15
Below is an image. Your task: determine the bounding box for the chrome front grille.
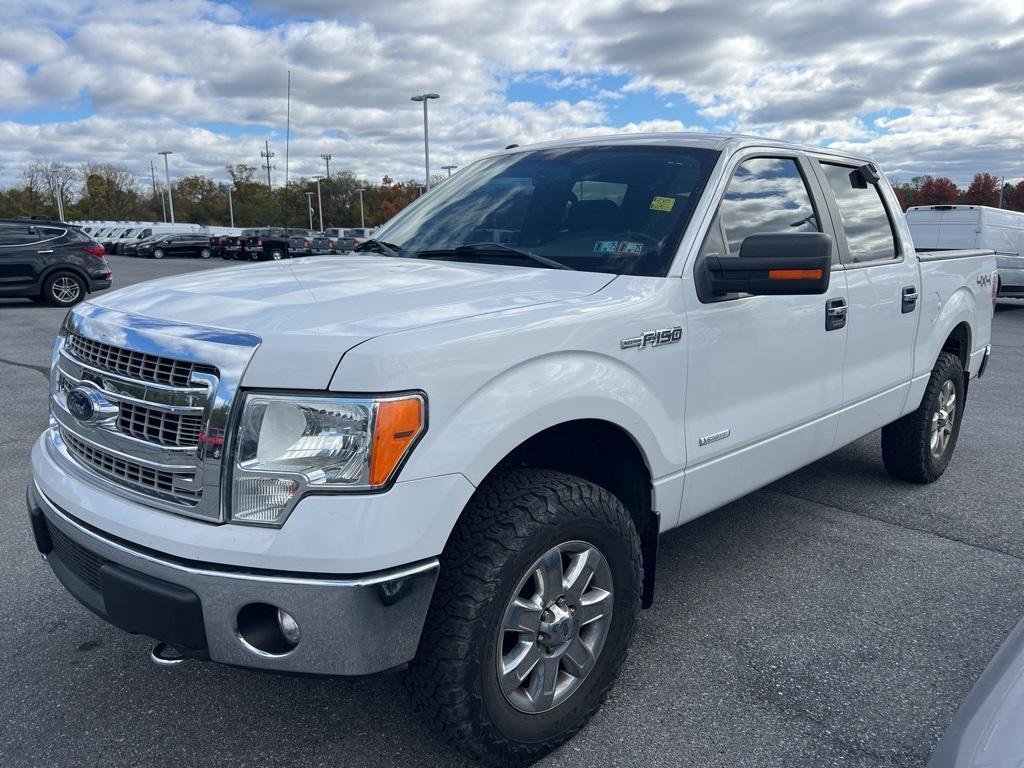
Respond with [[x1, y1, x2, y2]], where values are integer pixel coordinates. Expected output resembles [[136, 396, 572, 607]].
[[49, 306, 261, 523], [65, 332, 217, 388], [117, 400, 203, 448], [61, 428, 201, 506]]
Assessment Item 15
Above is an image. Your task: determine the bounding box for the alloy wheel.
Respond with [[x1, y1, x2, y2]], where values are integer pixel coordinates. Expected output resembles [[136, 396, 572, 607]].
[[51, 276, 81, 304], [496, 540, 613, 714], [930, 379, 957, 458]]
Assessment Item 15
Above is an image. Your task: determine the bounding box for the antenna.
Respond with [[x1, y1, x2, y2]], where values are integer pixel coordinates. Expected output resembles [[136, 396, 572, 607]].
[[283, 69, 291, 229]]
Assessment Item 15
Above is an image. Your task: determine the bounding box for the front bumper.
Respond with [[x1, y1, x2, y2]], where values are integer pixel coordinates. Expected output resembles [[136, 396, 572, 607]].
[[27, 481, 439, 676]]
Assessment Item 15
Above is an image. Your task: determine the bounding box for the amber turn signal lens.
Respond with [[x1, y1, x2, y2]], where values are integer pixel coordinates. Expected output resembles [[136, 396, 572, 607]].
[[370, 397, 425, 486], [768, 268, 823, 280]]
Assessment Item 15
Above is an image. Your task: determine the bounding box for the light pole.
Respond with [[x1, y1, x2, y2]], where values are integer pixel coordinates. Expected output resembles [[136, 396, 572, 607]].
[[410, 92, 440, 190], [157, 150, 175, 224], [227, 186, 235, 227], [306, 192, 314, 229], [314, 177, 324, 231], [358, 188, 365, 229], [442, 164, 458, 178], [320, 153, 332, 179]]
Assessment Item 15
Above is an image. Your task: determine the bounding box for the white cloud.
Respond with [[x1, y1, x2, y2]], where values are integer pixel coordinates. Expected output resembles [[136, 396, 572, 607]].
[[0, 0, 1021, 188]]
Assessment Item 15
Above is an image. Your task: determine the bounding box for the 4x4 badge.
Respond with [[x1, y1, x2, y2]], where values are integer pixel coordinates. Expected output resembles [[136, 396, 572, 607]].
[[620, 326, 683, 350]]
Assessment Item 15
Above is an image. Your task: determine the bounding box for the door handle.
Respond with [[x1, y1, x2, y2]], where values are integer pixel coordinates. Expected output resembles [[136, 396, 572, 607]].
[[825, 298, 847, 331], [901, 285, 918, 314], [37, 249, 54, 254]]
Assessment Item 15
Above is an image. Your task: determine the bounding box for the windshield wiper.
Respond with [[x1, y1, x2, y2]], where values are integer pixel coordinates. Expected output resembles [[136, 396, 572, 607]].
[[415, 242, 575, 271], [354, 238, 402, 258]]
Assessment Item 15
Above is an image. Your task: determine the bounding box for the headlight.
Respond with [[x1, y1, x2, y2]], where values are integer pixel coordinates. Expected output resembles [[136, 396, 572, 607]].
[[231, 393, 425, 525]]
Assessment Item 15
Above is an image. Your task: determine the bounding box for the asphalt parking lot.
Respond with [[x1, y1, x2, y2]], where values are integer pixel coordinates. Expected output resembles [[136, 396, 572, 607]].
[[1, 255, 1022, 768]]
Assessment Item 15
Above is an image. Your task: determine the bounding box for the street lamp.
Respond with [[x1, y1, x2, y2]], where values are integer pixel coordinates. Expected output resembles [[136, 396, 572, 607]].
[[442, 164, 458, 178], [314, 177, 324, 231], [358, 187, 365, 229], [410, 93, 440, 190], [320, 153, 332, 179], [157, 150, 175, 224], [227, 186, 235, 228], [306, 192, 315, 229]]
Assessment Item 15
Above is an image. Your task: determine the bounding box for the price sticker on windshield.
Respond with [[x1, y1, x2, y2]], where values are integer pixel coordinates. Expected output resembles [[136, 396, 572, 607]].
[[594, 240, 644, 255], [649, 196, 676, 212]]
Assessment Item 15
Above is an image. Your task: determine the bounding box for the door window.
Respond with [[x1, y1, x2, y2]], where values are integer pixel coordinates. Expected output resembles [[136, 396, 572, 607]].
[[820, 163, 897, 264], [703, 157, 820, 259]]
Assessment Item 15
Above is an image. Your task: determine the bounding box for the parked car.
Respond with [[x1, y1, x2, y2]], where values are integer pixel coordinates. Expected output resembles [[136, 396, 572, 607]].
[[907, 204, 1024, 298], [317, 228, 358, 253], [343, 227, 375, 243], [137, 233, 213, 259], [0, 218, 111, 306], [242, 227, 290, 260], [287, 229, 321, 257], [222, 229, 257, 260], [26, 134, 996, 765]]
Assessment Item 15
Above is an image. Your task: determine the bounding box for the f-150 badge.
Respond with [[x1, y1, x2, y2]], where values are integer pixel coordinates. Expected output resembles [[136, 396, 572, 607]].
[[620, 326, 683, 350]]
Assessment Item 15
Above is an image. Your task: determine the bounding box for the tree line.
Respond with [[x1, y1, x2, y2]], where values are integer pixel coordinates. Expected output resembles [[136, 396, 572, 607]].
[[0, 160, 432, 229], [891, 172, 1024, 212]]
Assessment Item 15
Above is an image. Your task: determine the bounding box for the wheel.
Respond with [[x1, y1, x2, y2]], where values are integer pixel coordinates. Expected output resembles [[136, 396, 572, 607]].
[[200, 247, 211, 259], [43, 271, 86, 307], [408, 468, 642, 767], [270, 249, 284, 260], [882, 351, 965, 483], [153, 248, 165, 259]]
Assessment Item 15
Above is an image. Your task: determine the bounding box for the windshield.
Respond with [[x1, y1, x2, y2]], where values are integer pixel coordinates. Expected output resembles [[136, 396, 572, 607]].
[[374, 145, 718, 276]]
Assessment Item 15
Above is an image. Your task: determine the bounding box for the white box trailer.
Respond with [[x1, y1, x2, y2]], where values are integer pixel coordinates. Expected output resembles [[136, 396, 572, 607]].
[[906, 205, 1024, 297]]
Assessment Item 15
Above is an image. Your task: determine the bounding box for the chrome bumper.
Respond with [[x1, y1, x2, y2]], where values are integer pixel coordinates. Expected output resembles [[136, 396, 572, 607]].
[[28, 481, 438, 676]]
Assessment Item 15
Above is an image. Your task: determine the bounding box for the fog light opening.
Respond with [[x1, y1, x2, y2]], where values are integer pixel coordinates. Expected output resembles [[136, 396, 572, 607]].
[[236, 602, 300, 656]]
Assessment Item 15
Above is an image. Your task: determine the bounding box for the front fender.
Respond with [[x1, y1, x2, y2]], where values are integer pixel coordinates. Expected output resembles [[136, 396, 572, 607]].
[[410, 351, 684, 489]]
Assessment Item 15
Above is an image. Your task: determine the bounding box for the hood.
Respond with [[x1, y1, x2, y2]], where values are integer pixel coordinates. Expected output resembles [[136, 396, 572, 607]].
[[89, 255, 613, 388]]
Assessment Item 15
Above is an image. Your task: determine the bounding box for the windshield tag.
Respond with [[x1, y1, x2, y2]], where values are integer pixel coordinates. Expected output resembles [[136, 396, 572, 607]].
[[594, 240, 644, 255], [650, 196, 676, 212]]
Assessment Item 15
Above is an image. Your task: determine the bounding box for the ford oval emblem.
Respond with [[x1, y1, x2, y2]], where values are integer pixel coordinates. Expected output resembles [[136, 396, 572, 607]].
[[66, 387, 115, 424]]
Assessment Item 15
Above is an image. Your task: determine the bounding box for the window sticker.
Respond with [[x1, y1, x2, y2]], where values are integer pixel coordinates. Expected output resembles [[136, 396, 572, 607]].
[[650, 195, 676, 212], [593, 240, 645, 255]]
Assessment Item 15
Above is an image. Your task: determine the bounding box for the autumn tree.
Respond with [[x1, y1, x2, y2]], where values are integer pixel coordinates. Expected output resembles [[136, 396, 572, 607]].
[[77, 163, 141, 219], [963, 173, 1001, 207], [917, 176, 959, 206], [1008, 183, 1024, 213]]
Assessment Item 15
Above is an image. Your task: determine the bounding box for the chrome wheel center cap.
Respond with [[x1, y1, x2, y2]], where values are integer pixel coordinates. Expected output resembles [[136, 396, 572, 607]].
[[539, 600, 575, 650]]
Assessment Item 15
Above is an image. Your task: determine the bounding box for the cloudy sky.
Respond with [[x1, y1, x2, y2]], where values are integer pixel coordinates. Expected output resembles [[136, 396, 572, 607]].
[[0, 0, 1022, 190]]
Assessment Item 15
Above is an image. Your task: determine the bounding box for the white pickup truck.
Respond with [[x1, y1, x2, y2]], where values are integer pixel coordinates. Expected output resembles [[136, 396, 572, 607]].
[[27, 134, 996, 766]]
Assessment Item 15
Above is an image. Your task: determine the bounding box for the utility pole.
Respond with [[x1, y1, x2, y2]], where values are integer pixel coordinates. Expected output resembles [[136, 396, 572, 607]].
[[410, 93, 440, 190], [320, 153, 332, 179], [283, 69, 291, 229], [306, 192, 314, 229], [153, 157, 166, 221], [358, 188, 365, 229], [158, 150, 175, 224], [314, 177, 324, 230], [261, 140, 275, 190], [227, 186, 235, 227], [442, 164, 457, 178]]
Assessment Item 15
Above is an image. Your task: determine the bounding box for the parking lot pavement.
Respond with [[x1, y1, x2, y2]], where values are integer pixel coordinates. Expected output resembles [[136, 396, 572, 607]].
[[1, 257, 1022, 768]]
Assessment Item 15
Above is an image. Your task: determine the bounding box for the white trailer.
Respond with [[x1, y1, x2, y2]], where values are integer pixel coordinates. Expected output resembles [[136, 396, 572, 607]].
[[907, 205, 1024, 297]]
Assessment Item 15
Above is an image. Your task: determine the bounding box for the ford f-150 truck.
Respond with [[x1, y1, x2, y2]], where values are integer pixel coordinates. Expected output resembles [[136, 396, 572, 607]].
[[26, 134, 996, 766]]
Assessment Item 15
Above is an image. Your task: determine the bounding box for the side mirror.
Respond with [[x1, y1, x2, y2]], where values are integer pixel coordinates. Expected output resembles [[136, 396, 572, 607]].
[[704, 232, 832, 296]]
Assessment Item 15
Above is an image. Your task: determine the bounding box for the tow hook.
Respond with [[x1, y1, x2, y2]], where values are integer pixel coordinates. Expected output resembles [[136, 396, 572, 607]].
[[150, 641, 188, 667]]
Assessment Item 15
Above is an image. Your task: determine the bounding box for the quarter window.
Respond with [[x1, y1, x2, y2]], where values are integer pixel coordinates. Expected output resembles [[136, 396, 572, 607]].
[[821, 163, 897, 263]]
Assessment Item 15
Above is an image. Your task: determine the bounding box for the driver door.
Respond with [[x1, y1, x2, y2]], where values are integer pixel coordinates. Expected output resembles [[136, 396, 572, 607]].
[[680, 152, 849, 521]]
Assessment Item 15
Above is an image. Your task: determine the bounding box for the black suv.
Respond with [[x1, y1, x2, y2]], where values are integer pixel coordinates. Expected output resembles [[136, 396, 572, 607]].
[[0, 219, 112, 306], [137, 233, 213, 259]]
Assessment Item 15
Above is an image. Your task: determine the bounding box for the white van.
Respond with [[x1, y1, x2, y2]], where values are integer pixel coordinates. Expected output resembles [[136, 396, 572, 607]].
[[906, 205, 1024, 297], [119, 223, 208, 254]]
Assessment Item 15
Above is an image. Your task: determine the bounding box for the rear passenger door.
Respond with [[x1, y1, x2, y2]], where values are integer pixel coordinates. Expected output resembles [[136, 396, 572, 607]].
[[810, 158, 919, 445], [0, 223, 50, 290], [681, 152, 848, 520]]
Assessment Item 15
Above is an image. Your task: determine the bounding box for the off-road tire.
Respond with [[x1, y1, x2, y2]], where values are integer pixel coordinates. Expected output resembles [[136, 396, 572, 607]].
[[882, 351, 965, 483], [407, 468, 642, 767]]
